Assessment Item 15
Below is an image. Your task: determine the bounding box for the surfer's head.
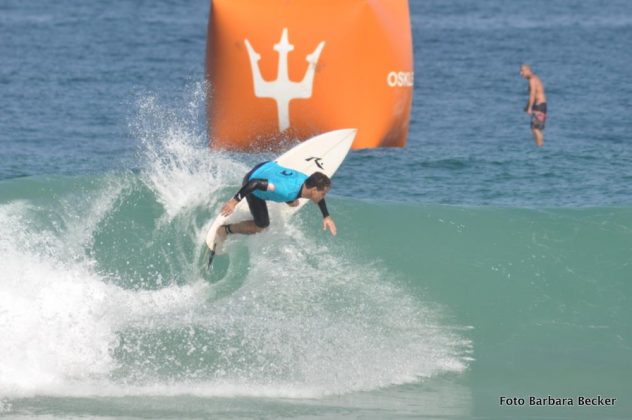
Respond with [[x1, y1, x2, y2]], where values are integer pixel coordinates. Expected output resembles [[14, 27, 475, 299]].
[[304, 172, 331, 202], [520, 64, 533, 79]]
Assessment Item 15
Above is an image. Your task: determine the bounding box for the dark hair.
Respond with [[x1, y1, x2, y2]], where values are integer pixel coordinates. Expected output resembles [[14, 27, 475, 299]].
[[305, 172, 331, 191]]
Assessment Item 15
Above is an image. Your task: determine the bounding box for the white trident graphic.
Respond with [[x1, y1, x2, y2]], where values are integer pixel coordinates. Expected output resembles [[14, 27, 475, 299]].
[[245, 28, 325, 132]]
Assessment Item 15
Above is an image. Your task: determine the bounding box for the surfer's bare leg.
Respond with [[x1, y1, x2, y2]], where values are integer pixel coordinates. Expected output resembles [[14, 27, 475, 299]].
[[231, 220, 266, 234], [217, 220, 265, 240]]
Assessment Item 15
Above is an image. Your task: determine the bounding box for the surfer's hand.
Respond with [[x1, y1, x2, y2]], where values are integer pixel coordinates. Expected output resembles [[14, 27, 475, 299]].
[[323, 216, 337, 236], [287, 200, 299, 207], [220, 198, 238, 216]]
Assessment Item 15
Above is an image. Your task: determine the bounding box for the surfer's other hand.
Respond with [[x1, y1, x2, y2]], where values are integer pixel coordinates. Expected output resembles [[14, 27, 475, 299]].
[[323, 216, 337, 236], [287, 200, 299, 207], [220, 198, 238, 216]]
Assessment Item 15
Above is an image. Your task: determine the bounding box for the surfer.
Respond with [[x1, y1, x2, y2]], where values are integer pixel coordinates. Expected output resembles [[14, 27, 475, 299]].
[[520, 64, 547, 147], [216, 161, 337, 240]]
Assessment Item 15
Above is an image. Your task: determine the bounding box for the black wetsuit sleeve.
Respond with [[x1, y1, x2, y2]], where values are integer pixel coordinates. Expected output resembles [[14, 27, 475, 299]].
[[317, 199, 330, 218], [233, 179, 269, 202]]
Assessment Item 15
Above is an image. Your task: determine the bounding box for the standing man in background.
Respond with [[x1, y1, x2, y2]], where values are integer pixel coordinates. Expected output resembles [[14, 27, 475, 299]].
[[520, 64, 548, 147]]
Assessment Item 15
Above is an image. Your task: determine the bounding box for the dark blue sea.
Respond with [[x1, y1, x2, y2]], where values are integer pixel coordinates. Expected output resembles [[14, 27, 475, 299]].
[[1, 0, 631, 418]]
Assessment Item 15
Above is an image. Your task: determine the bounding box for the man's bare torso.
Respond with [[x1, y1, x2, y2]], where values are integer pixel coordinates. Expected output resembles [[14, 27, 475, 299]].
[[529, 75, 547, 104]]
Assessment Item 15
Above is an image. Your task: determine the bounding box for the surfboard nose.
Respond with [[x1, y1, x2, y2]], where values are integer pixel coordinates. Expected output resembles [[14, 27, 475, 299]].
[[327, 128, 358, 144], [334, 128, 358, 137], [336, 128, 357, 148]]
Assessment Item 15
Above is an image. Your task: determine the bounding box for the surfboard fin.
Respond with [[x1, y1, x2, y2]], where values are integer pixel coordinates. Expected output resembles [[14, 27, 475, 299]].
[[207, 246, 216, 270]]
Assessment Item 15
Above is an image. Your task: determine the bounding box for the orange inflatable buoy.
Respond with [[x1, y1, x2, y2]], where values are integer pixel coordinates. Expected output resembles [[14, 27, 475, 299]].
[[206, 0, 413, 150]]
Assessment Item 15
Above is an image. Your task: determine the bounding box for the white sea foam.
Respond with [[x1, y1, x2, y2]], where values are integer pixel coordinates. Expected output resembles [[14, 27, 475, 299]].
[[131, 84, 247, 222], [0, 199, 208, 397], [188, 221, 472, 396]]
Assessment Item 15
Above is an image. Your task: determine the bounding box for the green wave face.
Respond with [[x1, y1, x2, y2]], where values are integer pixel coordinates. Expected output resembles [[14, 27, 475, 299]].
[[1, 171, 630, 405], [347, 201, 632, 414]]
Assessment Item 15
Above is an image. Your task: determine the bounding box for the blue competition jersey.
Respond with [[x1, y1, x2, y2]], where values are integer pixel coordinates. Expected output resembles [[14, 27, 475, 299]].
[[249, 162, 308, 202]]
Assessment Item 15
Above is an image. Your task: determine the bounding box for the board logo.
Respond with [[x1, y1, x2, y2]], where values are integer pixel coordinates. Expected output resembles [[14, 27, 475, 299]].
[[281, 170, 294, 176], [245, 28, 326, 132], [305, 156, 324, 170]]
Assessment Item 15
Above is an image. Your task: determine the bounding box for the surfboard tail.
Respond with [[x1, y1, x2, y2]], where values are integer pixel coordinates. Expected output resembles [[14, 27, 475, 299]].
[[206, 0, 413, 151], [206, 249, 215, 271], [207, 248, 215, 270], [207, 237, 223, 269]]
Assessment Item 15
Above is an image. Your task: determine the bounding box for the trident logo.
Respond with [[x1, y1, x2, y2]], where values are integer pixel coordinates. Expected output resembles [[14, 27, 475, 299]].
[[245, 28, 325, 132]]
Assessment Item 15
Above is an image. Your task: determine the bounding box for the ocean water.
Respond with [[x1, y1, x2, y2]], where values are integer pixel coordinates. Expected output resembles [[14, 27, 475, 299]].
[[1, 0, 631, 419]]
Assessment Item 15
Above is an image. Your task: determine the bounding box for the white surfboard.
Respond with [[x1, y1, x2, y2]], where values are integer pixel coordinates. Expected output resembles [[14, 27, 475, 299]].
[[205, 128, 357, 261]]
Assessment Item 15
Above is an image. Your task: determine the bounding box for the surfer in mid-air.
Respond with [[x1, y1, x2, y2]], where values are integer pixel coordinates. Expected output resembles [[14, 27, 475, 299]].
[[216, 161, 337, 241]]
